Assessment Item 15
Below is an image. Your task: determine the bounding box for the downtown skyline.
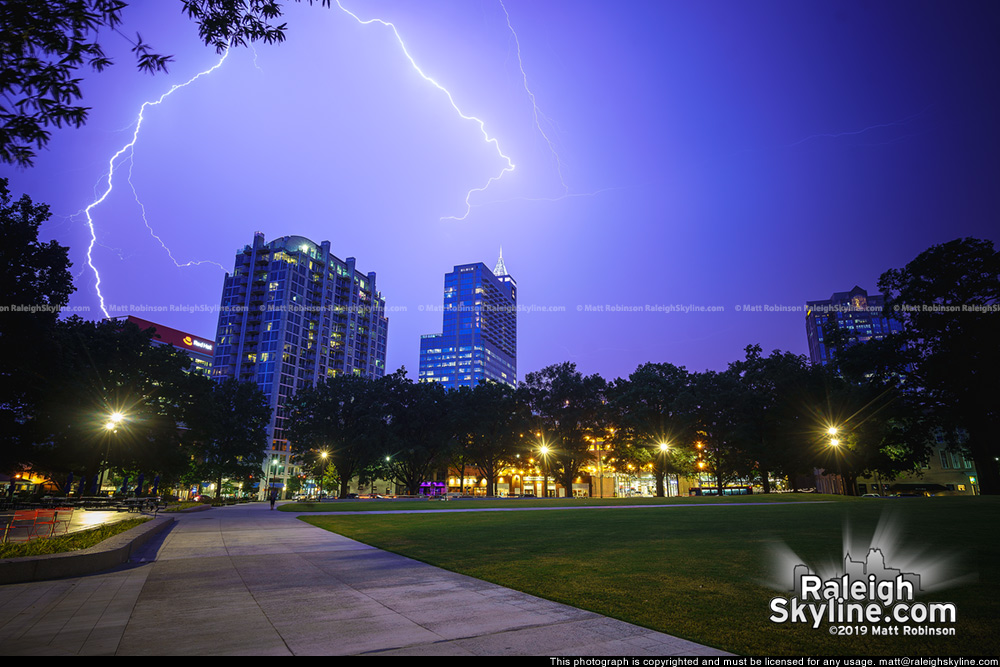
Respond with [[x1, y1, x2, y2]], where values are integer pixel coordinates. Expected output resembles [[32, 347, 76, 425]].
[[6, 0, 999, 382]]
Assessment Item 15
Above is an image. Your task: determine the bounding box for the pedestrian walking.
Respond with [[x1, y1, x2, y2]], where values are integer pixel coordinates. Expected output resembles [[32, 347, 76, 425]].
[[269, 487, 278, 510]]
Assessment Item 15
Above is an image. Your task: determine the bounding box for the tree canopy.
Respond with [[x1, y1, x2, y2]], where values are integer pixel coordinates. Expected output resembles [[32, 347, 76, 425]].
[[1, 0, 330, 166], [0, 178, 74, 473], [876, 237, 1000, 493], [184, 375, 271, 499]]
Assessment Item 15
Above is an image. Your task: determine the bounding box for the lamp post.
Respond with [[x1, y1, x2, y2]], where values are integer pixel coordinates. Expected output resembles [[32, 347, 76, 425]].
[[318, 451, 328, 500], [657, 442, 670, 497], [828, 427, 846, 495], [538, 444, 550, 498], [101, 411, 126, 496], [266, 457, 281, 500]]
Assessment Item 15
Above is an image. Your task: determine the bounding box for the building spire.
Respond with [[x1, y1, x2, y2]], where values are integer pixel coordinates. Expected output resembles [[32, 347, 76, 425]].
[[494, 245, 508, 277]]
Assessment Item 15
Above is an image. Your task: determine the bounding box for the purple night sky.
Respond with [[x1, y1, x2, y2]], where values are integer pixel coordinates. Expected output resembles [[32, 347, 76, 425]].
[[7, 1, 999, 382]]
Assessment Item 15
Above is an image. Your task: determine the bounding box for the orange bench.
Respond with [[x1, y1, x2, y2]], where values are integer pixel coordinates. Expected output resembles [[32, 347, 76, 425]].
[[0, 507, 74, 542], [32, 509, 57, 538], [1, 509, 39, 543]]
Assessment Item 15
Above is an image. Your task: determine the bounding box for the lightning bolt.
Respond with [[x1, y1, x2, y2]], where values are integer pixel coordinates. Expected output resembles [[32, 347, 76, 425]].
[[786, 108, 931, 148], [498, 0, 567, 194], [125, 155, 227, 272], [333, 0, 515, 222], [83, 50, 230, 317]]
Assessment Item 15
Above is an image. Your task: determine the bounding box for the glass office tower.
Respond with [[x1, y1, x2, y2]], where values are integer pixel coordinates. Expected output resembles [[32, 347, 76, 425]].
[[419, 251, 516, 389]]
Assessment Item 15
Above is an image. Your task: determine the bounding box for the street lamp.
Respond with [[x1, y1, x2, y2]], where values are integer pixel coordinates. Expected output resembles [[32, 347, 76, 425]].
[[827, 427, 846, 495], [538, 444, 550, 498], [266, 457, 282, 500], [100, 410, 127, 496], [318, 451, 328, 500], [657, 442, 669, 497]]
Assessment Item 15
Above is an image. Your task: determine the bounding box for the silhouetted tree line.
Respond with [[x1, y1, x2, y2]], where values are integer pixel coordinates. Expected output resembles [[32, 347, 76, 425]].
[[3, 179, 998, 495], [281, 346, 923, 498], [1, 179, 270, 497]]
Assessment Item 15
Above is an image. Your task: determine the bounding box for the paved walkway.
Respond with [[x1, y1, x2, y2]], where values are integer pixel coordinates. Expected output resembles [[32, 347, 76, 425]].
[[0, 502, 732, 656]]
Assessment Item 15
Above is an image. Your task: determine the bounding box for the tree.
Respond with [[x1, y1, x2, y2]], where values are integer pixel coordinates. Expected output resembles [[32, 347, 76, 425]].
[[680, 369, 750, 493], [463, 381, 530, 497], [877, 238, 1000, 494], [1, 0, 330, 166], [286, 373, 382, 499], [380, 372, 453, 496], [319, 462, 340, 498], [606, 362, 693, 497], [0, 178, 74, 474], [821, 335, 934, 493], [30, 317, 194, 488], [444, 385, 477, 495], [185, 376, 270, 500], [727, 346, 819, 493], [522, 362, 607, 498]]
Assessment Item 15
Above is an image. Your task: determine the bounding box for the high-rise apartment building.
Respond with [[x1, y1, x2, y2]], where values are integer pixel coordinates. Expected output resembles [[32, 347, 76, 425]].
[[419, 251, 516, 389], [805, 285, 903, 366], [211, 233, 389, 495]]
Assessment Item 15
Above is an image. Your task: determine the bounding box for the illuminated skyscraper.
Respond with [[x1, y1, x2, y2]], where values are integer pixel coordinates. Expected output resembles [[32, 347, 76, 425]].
[[419, 250, 516, 389], [805, 285, 902, 365], [212, 233, 389, 495]]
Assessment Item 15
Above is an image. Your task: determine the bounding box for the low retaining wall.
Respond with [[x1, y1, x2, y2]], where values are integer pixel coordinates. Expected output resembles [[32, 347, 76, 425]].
[[0, 516, 175, 585]]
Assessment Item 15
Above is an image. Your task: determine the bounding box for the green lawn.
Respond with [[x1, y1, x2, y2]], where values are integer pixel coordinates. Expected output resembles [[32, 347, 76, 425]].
[[300, 496, 1000, 656], [281, 492, 843, 513]]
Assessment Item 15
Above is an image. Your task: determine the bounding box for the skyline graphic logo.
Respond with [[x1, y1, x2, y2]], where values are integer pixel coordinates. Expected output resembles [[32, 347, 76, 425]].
[[765, 513, 972, 637]]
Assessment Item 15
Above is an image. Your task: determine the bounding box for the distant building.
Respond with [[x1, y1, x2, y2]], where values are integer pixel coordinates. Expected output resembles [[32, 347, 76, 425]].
[[122, 316, 214, 376], [804, 287, 978, 496], [805, 285, 903, 366], [856, 437, 979, 496], [419, 250, 517, 390], [211, 233, 389, 496]]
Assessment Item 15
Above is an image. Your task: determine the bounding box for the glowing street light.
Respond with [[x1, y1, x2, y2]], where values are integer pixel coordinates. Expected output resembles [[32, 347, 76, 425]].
[[317, 451, 329, 500], [99, 409, 128, 495], [657, 442, 670, 497], [538, 443, 551, 498], [827, 427, 846, 495], [105, 411, 125, 432]]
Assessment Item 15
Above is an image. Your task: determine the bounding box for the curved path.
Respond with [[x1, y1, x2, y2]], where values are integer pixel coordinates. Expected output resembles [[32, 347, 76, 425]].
[[0, 501, 733, 656]]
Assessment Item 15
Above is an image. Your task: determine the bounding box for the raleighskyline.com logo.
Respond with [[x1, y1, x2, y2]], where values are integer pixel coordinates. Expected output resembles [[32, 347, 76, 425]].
[[770, 548, 956, 635]]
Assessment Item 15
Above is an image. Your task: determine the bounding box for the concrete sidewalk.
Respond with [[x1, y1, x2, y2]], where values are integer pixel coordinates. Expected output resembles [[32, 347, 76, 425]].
[[0, 502, 732, 656]]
